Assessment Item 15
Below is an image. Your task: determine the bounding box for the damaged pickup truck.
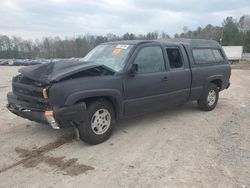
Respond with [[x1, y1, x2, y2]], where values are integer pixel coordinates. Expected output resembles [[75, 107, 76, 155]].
[[7, 39, 231, 144]]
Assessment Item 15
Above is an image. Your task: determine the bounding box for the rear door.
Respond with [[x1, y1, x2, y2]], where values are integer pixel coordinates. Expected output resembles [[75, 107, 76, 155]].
[[123, 44, 169, 116], [163, 45, 192, 104]]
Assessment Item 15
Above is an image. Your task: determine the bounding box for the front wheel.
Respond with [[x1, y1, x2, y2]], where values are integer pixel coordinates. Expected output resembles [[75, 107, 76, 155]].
[[78, 99, 115, 145], [197, 83, 219, 111]]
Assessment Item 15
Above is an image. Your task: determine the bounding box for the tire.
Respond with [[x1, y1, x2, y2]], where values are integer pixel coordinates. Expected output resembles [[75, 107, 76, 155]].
[[197, 83, 219, 111], [78, 99, 115, 145]]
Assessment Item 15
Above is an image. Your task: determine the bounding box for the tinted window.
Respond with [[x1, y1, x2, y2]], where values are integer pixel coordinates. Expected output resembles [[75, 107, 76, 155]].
[[166, 48, 183, 68], [133, 46, 165, 73], [192, 49, 224, 64], [212, 49, 224, 61]]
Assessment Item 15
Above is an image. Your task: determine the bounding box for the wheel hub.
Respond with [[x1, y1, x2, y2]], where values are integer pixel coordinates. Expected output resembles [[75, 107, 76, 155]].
[[207, 90, 216, 106], [91, 109, 111, 135]]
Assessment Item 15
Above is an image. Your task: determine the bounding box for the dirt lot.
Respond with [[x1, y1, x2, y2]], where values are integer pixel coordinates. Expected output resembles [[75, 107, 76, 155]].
[[0, 66, 249, 188], [231, 61, 250, 70]]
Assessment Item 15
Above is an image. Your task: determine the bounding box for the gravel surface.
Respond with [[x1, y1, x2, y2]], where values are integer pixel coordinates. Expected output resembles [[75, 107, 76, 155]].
[[0, 66, 249, 188]]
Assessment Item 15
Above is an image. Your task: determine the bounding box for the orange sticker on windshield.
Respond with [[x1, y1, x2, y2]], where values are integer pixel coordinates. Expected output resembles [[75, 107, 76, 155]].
[[112, 48, 122, 56]]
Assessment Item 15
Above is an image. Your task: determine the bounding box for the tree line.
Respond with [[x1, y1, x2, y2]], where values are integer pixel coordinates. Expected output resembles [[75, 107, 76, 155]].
[[1, 15, 250, 59], [176, 15, 250, 51]]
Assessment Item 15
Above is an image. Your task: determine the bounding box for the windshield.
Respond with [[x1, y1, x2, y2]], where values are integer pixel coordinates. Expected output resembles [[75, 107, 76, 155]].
[[81, 44, 133, 72]]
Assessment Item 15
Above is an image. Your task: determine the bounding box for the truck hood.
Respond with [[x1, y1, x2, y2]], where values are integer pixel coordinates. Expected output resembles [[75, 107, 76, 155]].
[[18, 60, 115, 84]]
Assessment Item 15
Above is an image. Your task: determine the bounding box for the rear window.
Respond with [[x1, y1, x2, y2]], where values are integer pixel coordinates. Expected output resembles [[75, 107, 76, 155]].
[[192, 49, 224, 64]]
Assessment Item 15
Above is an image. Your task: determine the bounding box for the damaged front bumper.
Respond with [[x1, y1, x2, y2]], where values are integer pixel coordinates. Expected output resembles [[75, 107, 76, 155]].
[[7, 92, 87, 129]]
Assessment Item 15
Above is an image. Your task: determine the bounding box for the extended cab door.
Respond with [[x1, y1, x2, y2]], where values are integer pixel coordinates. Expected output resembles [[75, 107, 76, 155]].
[[163, 45, 191, 103], [123, 44, 169, 116]]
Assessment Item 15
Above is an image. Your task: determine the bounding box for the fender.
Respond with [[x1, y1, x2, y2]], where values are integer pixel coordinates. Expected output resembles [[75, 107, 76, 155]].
[[65, 89, 124, 119], [204, 75, 223, 89]]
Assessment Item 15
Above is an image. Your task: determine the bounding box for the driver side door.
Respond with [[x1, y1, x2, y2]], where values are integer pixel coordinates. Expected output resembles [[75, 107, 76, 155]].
[[123, 44, 169, 116]]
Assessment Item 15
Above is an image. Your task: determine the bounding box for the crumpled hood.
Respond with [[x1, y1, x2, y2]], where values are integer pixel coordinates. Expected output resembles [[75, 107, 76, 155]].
[[18, 60, 114, 84]]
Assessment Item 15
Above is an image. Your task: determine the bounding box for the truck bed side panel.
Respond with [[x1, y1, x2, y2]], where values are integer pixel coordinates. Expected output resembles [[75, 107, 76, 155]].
[[183, 44, 231, 101]]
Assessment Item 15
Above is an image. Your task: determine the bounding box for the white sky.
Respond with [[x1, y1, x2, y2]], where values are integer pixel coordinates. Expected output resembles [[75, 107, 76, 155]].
[[0, 0, 249, 39]]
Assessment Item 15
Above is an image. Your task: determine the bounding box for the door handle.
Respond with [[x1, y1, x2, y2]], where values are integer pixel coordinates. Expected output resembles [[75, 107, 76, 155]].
[[162, 76, 168, 81]]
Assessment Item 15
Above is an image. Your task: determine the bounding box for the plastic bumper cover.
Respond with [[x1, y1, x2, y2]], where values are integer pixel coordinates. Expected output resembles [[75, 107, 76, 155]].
[[7, 92, 87, 128]]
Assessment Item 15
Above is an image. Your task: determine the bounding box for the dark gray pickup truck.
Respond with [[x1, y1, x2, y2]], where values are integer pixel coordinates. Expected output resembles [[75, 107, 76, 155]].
[[7, 39, 231, 144]]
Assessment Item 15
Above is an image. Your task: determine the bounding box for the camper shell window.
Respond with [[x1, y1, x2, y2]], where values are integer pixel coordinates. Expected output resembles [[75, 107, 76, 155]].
[[192, 48, 225, 64]]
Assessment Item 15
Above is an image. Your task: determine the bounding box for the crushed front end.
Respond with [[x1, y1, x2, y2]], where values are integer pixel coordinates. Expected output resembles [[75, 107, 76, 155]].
[[6, 74, 61, 129], [6, 74, 88, 129]]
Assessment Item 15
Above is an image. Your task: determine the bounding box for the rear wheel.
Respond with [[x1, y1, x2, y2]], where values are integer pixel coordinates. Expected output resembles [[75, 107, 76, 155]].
[[78, 99, 115, 145], [197, 83, 219, 111]]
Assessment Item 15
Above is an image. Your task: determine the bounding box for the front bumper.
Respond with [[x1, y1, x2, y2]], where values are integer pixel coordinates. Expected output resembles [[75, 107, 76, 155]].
[[7, 103, 49, 125], [7, 92, 87, 128]]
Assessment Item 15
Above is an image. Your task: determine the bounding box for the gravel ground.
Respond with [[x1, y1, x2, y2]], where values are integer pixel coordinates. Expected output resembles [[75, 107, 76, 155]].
[[0, 66, 249, 188]]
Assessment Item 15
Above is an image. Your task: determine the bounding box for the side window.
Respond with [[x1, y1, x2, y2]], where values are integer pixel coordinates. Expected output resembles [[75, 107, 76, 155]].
[[192, 48, 224, 64], [193, 49, 215, 63], [212, 49, 224, 61], [133, 46, 165, 73], [166, 48, 183, 68]]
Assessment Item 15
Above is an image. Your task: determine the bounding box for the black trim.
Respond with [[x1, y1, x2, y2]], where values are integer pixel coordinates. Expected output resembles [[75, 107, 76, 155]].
[[7, 103, 48, 125]]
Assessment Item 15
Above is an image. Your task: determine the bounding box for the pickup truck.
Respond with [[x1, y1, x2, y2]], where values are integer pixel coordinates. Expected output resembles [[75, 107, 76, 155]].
[[7, 39, 231, 144]]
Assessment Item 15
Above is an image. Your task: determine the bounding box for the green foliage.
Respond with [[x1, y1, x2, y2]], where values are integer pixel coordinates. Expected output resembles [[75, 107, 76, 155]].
[[175, 15, 250, 52], [221, 16, 250, 52], [244, 31, 250, 52], [222, 17, 239, 45]]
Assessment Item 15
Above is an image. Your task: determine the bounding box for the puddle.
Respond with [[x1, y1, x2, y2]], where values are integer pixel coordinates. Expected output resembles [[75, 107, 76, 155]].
[[0, 134, 94, 176], [15, 148, 94, 176]]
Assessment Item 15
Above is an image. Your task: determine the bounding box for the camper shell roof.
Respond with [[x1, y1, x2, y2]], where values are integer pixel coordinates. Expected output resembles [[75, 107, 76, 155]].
[[105, 38, 221, 49]]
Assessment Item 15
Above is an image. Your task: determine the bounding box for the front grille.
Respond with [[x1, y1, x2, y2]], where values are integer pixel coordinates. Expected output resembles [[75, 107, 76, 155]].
[[13, 82, 44, 99], [12, 75, 49, 110], [14, 74, 45, 87]]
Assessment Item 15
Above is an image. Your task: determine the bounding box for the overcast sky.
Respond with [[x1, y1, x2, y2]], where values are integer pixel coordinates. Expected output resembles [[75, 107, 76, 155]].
[[0, 0, 249, 39]]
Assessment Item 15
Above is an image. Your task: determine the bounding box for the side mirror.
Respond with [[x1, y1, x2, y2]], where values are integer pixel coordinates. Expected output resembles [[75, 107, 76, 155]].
[[129, 64, 138, 76]]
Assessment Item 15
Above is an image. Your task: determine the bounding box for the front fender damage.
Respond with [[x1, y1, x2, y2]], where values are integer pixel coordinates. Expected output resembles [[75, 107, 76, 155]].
[[54, 102, 88, 128]]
